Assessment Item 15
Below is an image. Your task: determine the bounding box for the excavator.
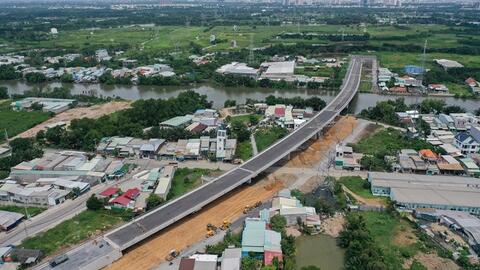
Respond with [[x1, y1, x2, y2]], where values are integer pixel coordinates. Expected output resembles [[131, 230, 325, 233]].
[[206, 223, 218, 238], [243, 201, 262, 214], [165, 249, 179, 261], [220, 219, 231, 230]]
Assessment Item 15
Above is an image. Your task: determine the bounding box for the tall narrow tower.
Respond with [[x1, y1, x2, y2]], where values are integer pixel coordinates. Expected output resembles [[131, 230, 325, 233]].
[[248, 34, 255, 65], [216, 129, 226, 160], [420, 39, 428, 83]]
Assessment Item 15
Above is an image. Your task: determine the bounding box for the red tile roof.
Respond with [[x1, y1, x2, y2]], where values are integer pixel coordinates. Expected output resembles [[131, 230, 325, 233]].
[[466, 77, 477, 86], [111, 195, 131, 206], [274, 107, 285, 117], [264, 251, 283, 265], [99, 187, 119, 197], [419, 149, 437, 159], [123, 188, 140, 200]]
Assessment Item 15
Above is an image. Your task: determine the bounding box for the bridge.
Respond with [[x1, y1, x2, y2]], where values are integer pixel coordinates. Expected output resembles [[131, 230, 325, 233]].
[[104, 55, 375, 251]]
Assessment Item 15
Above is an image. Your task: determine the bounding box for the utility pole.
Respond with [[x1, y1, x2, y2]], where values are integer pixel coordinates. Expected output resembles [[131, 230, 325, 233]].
[[248, 34, 255, 65]]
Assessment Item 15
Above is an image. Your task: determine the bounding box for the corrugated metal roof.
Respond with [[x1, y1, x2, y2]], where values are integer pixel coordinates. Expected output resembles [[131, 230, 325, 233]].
[[264, 230, 281, 252], [241, 218, 266, 252]]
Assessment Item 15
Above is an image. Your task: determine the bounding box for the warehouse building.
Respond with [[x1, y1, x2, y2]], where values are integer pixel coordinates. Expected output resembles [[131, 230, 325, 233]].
[[0, 211, 24, 231], [11, 97, 75, 114], [153, 165, 176, 200], [368, 172, 480, 214], [260, 61, 295, 81]]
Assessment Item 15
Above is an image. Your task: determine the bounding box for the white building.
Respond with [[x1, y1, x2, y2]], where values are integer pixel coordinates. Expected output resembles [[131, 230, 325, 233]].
[[216, 62, 258, 78], [216, 130, 227, 160], [260, 61, 295, 81]]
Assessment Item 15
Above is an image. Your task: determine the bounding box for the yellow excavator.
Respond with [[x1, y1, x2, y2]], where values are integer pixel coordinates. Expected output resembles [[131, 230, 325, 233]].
[[165, 249, 179, 261], [206, 223, 217, 238], [220, 219, 231, 230]]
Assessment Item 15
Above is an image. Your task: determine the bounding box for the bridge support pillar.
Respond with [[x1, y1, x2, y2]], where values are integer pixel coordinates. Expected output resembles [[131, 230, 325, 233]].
[[282, 152, 291, 161]]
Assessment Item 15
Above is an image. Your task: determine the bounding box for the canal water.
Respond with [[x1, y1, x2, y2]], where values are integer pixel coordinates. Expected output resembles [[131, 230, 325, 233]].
[[3, 80, 480, 114], [296, 234, 345, 270]]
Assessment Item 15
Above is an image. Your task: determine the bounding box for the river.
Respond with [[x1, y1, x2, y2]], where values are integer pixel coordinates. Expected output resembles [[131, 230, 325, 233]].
[[2, 81, 480, 114]]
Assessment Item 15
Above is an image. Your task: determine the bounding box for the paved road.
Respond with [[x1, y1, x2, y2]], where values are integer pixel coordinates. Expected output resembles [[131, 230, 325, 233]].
[[105, 55, 373, 250], [0, 164, 142, 246]]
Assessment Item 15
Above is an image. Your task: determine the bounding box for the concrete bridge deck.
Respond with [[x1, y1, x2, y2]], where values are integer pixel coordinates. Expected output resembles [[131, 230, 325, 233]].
[[104, 55, 374, 251]]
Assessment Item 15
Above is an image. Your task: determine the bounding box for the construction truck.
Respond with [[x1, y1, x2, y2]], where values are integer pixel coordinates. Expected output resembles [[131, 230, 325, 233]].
[[220, 220, 231, 230], [165, 249, 179, 261]]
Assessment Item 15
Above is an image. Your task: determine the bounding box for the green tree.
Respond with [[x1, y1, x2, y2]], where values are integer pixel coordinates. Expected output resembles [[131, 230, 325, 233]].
[[0, 87, 8, 99], [241, 256, 262, 270], [224, 99, 237, 108], [25, 72, 47, 83], [60, 73, 74, 83], [301, 266, 321, 270], [230, 120, 251, 142], [86, 195, 104, 210], [314, 199, 334, 216], [146, 193, 163, 210], [249, 114, 259, 126], [419, 99, 445, 114], [270, 214, 287, 233]]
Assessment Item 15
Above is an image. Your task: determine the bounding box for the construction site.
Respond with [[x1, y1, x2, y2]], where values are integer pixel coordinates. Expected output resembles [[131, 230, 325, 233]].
[[105, 115, 359, 270], [14, 101, 132, 139]]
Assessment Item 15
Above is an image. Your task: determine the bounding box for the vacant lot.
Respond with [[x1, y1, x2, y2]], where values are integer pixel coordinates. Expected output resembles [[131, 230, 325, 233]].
[[340, 176, 375, 199], [167, 168, 214, 200], [235, 141, 253, 161], [353, 128, 435, 156], [14, 101, 131, 139], [254, 126, 288, 152], [21, 210, 129, 256], [0, 101, 50, 142]]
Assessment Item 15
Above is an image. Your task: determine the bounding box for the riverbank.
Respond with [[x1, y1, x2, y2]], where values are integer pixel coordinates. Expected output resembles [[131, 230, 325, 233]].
[[2, 81, 480, 114]]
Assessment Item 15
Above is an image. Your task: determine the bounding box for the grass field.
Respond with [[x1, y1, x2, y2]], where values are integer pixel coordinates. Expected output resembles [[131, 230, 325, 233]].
[[352, 128, 434, 156], [167, 168, 212, 200], [254, 126, 288, 152], [235, 141, 253, 161], [228, 114, 262, 126], [2, 23, 469, 57], [376, 51, 480, 71], [339, 176, 375, 199], [445, 83, 474, 98], [21, 210, 129, 256], [0, 205, 46, 218], [0, 101, 51, 142]]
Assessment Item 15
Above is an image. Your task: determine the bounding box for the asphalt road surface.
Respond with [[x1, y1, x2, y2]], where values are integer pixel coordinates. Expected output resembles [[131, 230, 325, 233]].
[[105, 55, 372, 250]]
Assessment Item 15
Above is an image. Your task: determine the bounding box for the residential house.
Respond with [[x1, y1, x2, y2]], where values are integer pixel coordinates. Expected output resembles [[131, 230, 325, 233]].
[[428, 84, 449, 94], [454, 132, 479, 156], [460, 158, 480, 177], [436, 155, 465, 175], [465, 77, 480, 94], [98, 187, 120, 199], [221, 248, 242, 270]]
